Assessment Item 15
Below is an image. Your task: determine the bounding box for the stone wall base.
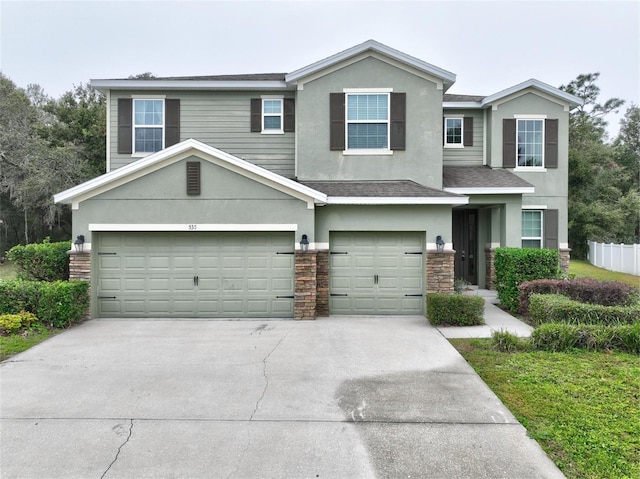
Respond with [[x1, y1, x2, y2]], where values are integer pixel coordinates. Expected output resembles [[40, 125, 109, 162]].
[[485, 248, 496, 290], [426, 250, 455, 293], [316, 251, 329, 316], [559, 248, 571, 275], [294, 251, 317, 320]]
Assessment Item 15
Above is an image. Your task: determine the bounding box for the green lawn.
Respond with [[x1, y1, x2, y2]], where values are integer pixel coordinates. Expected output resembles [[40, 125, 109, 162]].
[[453, 338, 640, 479], [570, 260, 639, 288], [0, 328, 53, 361]]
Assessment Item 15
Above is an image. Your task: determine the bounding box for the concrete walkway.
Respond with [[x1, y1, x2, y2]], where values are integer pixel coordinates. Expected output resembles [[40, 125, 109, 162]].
[[437, 288, 534, 339], [0, 316, 563, 478]]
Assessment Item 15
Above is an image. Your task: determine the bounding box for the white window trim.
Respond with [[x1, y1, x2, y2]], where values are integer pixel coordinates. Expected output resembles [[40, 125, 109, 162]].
[[516, 118, 545, 168], [132, 98, 165, 155], [521, 210, 543, 248], [261, 96, 284, 135], [444, 117, 464, 149], [344, 92, 391, 153]]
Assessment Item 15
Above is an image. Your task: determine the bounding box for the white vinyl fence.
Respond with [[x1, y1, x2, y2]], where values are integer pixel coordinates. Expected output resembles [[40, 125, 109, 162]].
[[587, 241, 640, 276]]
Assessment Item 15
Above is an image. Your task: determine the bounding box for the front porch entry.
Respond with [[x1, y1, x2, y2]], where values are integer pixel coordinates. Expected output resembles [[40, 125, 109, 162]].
[[452, 209, 478, 285]]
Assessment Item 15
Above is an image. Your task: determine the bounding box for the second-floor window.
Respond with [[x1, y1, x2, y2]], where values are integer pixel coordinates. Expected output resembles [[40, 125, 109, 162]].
[[134, 99, 164, 153], [346, 93, 389, 150], [517, 119, 543, 167], [444, 118, 463, 146], [262, 98, 283, 132]]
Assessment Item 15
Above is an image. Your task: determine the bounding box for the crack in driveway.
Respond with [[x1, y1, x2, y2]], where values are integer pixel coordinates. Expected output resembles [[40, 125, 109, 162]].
[[100, 419, 134, 479]]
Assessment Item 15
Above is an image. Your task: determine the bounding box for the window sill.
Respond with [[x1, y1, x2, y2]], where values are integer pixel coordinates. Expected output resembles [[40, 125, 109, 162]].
[[514, 167, 547, 172], [444, 144, 464, 149], [131, 152, 154, 158], [342, 149, 394, 156], [261, 130, 284, 135]]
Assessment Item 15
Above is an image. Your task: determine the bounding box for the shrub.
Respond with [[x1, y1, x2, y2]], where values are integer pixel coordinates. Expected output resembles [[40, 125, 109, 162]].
[[529, 294, 640, 326], [0, 280, 89, 328], [7, 239, 71, 281], [531, 323, 640, 354], [494, 247, 560, 312], [518, 278, 639, 314], [491, 330, 531, 352], [0, 311, 38, 335], [427, 293, 484, 326]]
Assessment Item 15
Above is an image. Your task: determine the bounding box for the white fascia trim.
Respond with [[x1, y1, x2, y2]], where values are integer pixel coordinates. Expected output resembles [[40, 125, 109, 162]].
[[105, 90, 111, 172], [285, 39, 456, 87], [89, 224, 298, 232], [481, 79, 581, 108], [444, 187, 535, 194], [91, 79, 291, 91], [326, 196, 469, 205], [54, 139, 327, 206], [442, 102, 482, 109]]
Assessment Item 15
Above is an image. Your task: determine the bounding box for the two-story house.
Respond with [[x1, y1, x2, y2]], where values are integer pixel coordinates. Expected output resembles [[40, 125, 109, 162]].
[[54, 40, 580, 319]]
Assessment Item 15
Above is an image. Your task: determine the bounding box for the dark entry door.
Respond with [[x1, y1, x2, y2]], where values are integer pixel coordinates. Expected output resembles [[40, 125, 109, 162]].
[[452, 209, 478, 284]]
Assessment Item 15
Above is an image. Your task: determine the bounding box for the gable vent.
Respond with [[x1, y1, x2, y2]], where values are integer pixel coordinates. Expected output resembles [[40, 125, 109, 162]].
[[186, 161, 201, 195]]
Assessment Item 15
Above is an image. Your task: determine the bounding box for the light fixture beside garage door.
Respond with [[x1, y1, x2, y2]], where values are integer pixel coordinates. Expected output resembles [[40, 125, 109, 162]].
[[73, 235, 85, 253], [300, 234, 309, 252], [436, 235, 445, 253]]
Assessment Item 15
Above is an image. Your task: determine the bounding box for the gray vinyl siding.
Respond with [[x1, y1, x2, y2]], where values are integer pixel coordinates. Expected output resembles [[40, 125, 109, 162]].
[[109, 91, 295, 177], [442, 109, 483, 166]]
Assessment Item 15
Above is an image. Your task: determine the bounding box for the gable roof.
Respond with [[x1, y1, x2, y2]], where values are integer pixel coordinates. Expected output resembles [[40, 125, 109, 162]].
[[285, 40, 456, 90], [443, 166, 535, 194], [54, 139, 327, 207]]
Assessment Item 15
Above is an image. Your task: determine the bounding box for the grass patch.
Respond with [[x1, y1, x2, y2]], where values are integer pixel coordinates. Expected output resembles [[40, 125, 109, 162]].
[[0, 261, 17, 281], [0, 328, 53, 361], [451, 338, 640, 479], [570, 260, 639, 288]]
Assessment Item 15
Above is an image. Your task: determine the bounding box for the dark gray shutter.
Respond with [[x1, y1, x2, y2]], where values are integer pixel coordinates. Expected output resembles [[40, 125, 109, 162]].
[[545, 119, 558, 168], [186, 161, 200, 195], [117, 99, 132, 154], [544, 209, 559, 249], [503, 119, 516, 168], [165, 99, 180, 147], [250, 99, 262, 132], [284, 98, 295, 132], [463, 117, 473, 146], [390, 92, 406, 150], [330, 93, 345, 150]]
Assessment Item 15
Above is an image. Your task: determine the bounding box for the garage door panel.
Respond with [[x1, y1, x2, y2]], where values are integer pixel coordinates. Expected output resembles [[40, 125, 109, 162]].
[[96, 232, 293, 318], [330, 232, 424, 315]]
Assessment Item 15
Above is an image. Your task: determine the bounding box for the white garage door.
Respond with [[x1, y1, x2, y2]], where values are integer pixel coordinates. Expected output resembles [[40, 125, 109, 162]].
[[95, 232, 294, 318], [329, 232, 425, 315]]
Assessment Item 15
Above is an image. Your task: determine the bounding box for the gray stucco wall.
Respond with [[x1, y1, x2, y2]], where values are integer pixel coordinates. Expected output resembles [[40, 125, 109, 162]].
[[442, 109, 484, 166], [108, 91, 295, 177], [295, 56, 443, 188], [487, 91, 570, 245], [73, 155, 314, 243]]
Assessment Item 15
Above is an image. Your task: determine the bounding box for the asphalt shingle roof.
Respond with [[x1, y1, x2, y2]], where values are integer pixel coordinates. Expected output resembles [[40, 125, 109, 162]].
[[443, 94, 485, 102], [443, 166, 534, 189], [299, 180, 461, 198], [116, 73, 288, 81]]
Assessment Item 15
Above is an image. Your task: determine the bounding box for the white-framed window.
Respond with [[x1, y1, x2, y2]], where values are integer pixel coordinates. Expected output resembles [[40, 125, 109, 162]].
[[444, 117, 463, 147], [521, 210, 543, 248], [133, 99, 164, 153], [346, 93, 390, 150], [517, 119, 544, 167], [262, 98, 283, 133]]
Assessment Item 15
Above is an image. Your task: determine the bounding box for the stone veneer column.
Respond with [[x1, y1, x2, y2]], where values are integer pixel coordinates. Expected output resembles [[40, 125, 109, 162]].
[[485, 248, 496, 290], [295, 251, 317, 320], [68, 251, 91, 282], [315, 251, 329, 317], [426, 250, 455, 293], [559, 248, 571, 275]]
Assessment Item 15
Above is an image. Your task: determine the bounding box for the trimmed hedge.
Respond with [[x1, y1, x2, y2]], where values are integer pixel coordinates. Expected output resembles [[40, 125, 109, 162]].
[[0, 280, 89, 328], [0, 311, 38, 335], [531, 322, 640, 354], [518, 278, 639, 314], [427, 293, 484, 326], [7, 239, 71, 281], [529, 294, 640, 326], [494, 247, 560, 312]]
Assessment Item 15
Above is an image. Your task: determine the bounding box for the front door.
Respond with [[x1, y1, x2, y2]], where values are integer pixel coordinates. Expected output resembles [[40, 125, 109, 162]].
[[452, 210, 478, 284]]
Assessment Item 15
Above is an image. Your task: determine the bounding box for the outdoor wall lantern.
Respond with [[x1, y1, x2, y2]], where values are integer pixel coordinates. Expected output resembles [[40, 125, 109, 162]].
[[436, 235, 445, 253], [73, 235, 85, 253], [300, 234, 309, 252]]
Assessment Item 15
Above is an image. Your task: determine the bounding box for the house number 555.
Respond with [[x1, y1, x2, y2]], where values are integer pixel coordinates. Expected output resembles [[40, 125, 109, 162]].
[[188, 224, 197, 231]]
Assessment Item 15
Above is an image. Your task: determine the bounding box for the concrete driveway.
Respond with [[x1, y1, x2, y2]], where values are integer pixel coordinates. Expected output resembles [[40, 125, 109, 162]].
[[0, 317, 564, 479]]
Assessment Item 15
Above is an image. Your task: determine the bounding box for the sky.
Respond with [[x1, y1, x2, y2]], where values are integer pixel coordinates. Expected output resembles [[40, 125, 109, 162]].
[[1, 0, 638, 137]]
